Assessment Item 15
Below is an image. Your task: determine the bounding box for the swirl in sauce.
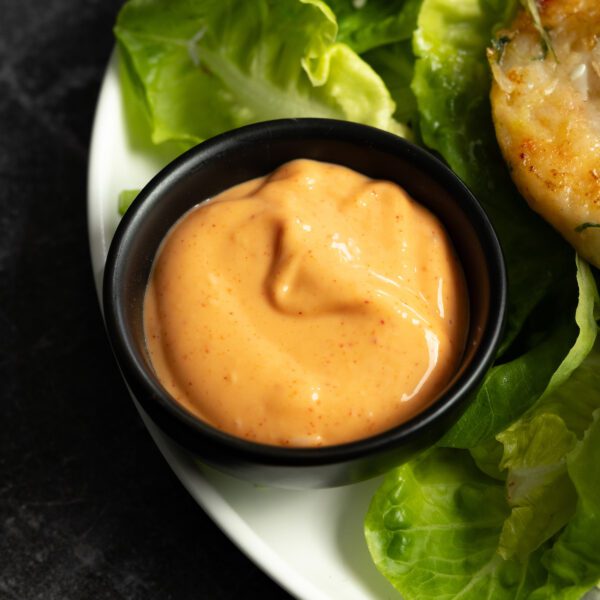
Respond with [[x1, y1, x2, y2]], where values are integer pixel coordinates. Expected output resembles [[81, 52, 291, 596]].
[[144, 159, 468, 447]]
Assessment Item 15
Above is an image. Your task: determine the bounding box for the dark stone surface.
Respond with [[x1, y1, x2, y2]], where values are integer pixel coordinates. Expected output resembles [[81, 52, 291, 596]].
[[0, 2, 290, 598]]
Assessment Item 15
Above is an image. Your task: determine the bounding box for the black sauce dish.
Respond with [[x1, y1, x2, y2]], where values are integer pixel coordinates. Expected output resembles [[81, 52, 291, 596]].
[[103, 118, 506, 489]]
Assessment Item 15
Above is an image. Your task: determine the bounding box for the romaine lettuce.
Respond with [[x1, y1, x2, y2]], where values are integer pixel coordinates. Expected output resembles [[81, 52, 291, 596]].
[[530, 411, 600, 600], [325, 0, 422, 127], [365, 448, 549, 600], [326, 0, 421, 53], [475, 258, 599, 561], [115, 0, 406, 148], [362, 41, 419, 129], [442, 255, 598, 448], [366, 409, 600, 599]]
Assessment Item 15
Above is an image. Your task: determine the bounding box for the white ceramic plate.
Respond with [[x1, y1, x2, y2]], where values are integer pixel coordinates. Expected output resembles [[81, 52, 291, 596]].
[[87, 54, 398, 600]]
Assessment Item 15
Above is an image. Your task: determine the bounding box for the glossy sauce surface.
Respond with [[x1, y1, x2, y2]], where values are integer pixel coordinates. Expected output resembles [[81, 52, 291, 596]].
[[144, 159, 468, 446]]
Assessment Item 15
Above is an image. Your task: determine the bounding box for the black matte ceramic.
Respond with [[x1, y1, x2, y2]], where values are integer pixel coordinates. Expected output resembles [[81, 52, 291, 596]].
[[103, 119, 506, 489]]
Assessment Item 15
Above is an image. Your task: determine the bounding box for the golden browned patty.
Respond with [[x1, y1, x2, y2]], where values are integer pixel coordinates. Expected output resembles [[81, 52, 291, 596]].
[[489, 0, 600, 266]]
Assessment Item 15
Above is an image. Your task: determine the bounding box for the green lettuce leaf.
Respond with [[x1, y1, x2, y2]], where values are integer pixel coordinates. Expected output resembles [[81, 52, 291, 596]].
[[469, 437, 505, 481], [494, 257, 599, 560], [366, 386, 600, 599], [322, 0, 422, 129], [365, 448, 548, 600], [497, 413, 578, 561], [540, 256, 600, 397], [439, 319, 575, 448], [530, 411, 600, 600], [467, 311, 600, 482], [443, 255, 599, 449], [115, 0, 406, 148], [118, 189, 140, 215], [362, 41, 419, 128], [497, 349, 600, 561], [325, 0, 421, 53], [365, 421, 600, 600]]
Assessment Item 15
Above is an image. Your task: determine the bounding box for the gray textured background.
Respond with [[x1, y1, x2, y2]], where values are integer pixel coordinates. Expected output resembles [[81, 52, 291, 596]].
[[0, 2, 290, 598]]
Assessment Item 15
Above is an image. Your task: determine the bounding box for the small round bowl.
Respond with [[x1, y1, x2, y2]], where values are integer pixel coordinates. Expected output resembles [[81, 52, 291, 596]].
[[103, 118, 506, 489]]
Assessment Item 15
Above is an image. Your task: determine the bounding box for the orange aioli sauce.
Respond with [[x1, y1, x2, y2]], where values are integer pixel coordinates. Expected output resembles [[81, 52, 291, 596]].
[[144, 159, 468, 447]]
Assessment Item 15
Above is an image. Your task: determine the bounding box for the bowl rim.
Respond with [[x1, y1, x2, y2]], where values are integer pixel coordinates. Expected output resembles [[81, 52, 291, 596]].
[[103, 117, 507, 467]]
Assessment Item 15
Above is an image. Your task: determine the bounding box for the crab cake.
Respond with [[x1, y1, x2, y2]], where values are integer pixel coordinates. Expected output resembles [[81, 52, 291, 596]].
[[489, 0, 600, 267]]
